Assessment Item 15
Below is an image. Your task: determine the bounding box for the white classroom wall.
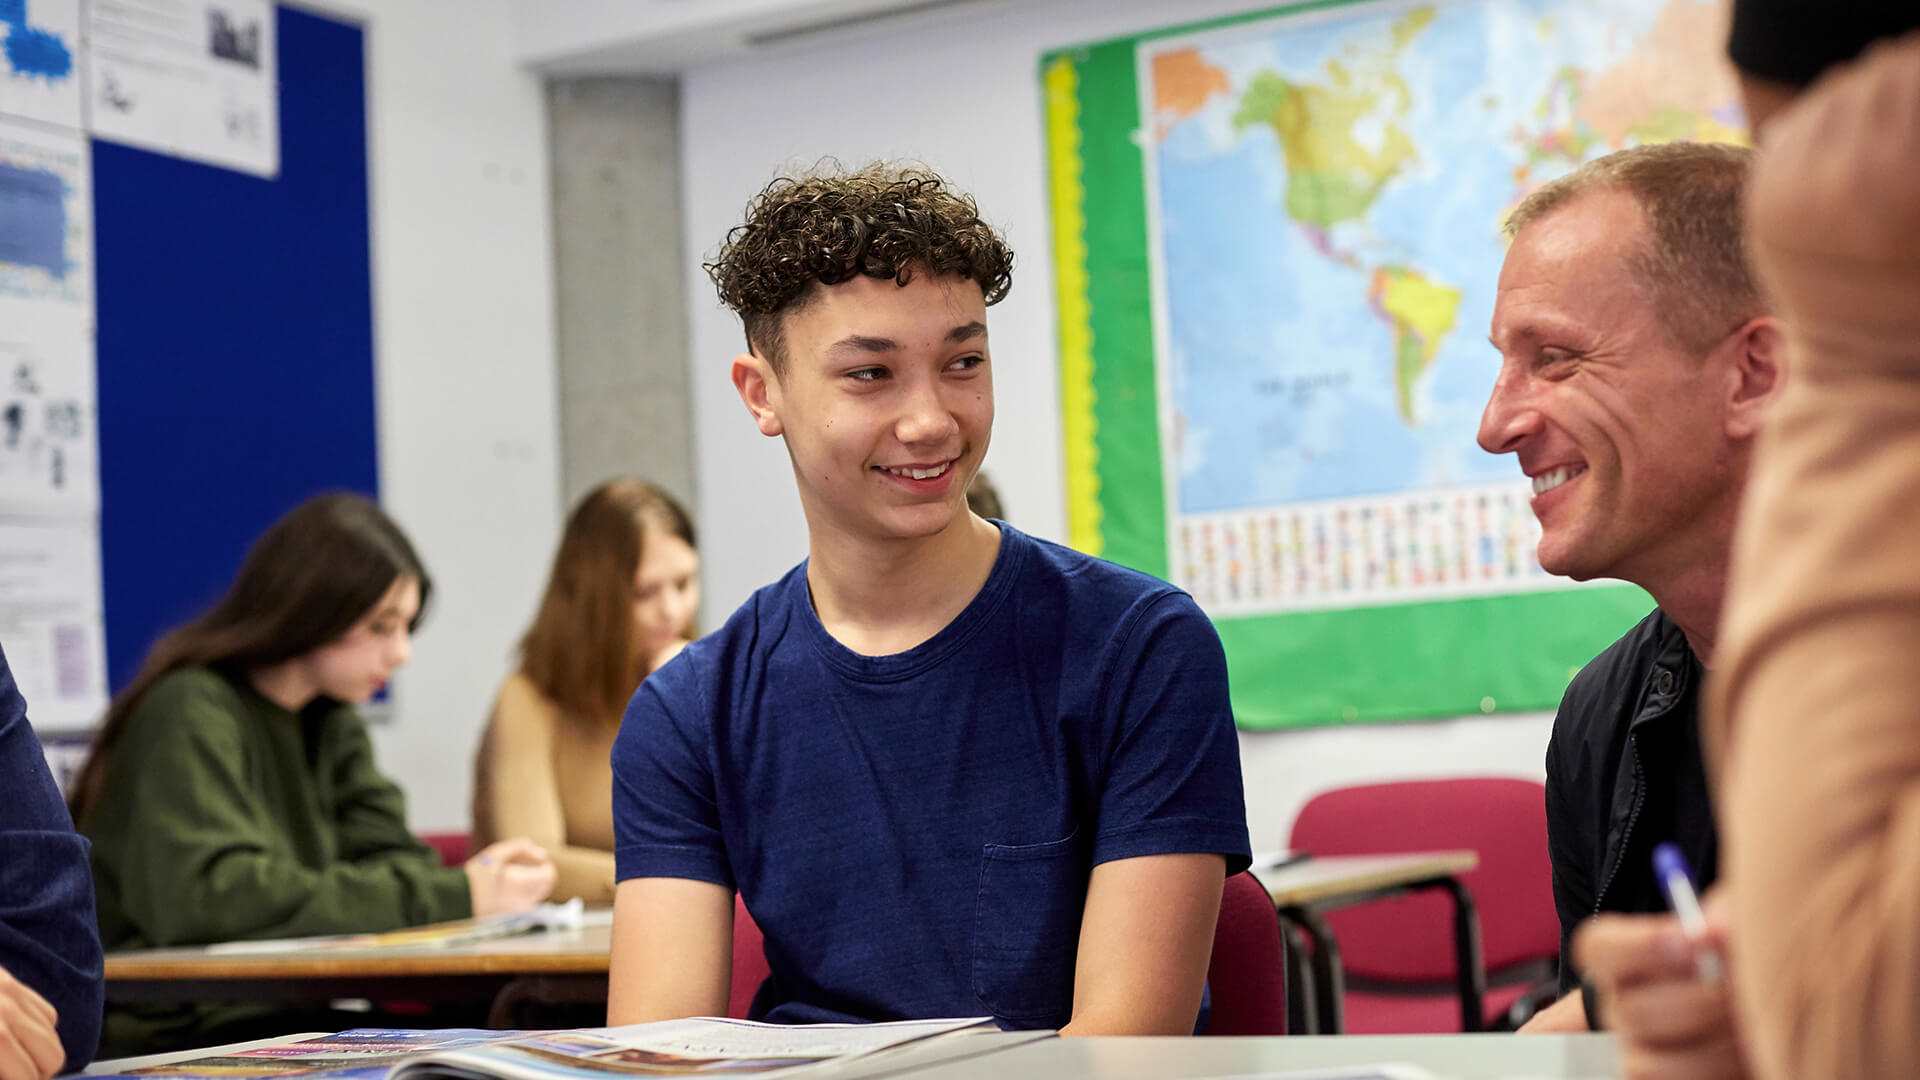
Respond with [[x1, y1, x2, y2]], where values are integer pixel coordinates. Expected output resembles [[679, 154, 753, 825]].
[[300, 0, 563, 830], [677, 0, 1553, 847]]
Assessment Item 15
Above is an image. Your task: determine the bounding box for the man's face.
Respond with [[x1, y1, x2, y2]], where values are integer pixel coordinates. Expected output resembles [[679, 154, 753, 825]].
[[1480, 190, 1736, 585], [757, 271, 992, 545]]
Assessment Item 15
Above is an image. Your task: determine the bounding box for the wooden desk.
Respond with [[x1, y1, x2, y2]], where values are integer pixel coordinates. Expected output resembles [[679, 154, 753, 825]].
[[902, 1033, 1619, 1080], [103, 923, 611, 1026], [1251, 851, 1482, 1036]]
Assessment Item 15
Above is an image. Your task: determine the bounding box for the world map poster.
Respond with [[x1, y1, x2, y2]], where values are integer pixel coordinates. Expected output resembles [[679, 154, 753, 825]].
[[1043, 0, 1743, 727]]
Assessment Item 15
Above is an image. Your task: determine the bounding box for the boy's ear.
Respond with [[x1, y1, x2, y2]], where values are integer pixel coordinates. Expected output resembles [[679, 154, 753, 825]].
[[732, 353, 784, 437]]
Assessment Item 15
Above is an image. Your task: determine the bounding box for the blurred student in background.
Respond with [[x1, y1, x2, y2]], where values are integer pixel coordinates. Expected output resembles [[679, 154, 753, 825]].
[[71, 493, 555, 1055], [473, 479, 700, 904], [0, 644, 102, 1078], [1705, 6, 1920, 1079], [1567, 7, 1920, 1079]]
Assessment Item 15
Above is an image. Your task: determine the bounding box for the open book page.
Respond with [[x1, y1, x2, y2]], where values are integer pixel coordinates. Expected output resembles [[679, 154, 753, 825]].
[[389, 1017, 998, 1079], [90, 1019, 1004, 1080], [97, 1029, 530, 1080]]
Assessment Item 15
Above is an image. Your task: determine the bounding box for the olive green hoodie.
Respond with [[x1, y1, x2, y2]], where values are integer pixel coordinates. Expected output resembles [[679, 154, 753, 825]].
[[82, 666, 470, 1054]]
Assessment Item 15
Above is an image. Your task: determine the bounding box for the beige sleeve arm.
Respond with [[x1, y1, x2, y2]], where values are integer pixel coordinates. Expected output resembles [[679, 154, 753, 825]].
[[1706, 34, 1920, 1080], [475, 676, 616, 903], [549, 847, 617, 906]]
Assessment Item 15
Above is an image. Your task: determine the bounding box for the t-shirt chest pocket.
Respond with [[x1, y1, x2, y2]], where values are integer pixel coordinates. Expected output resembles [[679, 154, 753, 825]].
[[971, 827, 1089, 1025]]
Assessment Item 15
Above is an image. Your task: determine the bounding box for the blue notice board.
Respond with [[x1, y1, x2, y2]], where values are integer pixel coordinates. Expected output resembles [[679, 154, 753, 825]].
[[92, 6, 377, 691]]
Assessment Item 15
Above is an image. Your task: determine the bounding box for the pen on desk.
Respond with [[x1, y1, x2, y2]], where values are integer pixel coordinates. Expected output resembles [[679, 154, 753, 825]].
[[1652, 842, 1722, 983]]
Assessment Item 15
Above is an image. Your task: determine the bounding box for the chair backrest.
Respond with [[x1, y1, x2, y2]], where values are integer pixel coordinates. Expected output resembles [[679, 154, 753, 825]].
[[730, 894, 771, 1019], [1287, 778, 1557, 983], [728, 876, 1287, 1032], [418, 831, 472, 867], [1205, 871, 1288, 1035]]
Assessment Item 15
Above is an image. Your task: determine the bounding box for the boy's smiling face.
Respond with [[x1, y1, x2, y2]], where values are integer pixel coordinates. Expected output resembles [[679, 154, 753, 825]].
[[740, 269, 993, 545]]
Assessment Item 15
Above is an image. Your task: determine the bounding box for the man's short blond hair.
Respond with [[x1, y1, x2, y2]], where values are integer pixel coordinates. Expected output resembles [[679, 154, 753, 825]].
[[1504, 142, 1763, 352]]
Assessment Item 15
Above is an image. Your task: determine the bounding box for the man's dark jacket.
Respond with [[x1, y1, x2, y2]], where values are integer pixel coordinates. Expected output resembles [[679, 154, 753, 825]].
[[1544, 607, 1719, 1021]]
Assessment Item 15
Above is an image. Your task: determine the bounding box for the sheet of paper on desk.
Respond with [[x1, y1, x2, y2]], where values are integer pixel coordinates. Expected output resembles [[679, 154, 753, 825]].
[[205, 901, 596, 955]]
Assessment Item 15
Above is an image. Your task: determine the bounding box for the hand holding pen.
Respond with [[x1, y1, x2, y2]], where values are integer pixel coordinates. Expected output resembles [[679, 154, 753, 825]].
[[1570, 847, 1747, 1080], [1654, 843, 1723, 984]]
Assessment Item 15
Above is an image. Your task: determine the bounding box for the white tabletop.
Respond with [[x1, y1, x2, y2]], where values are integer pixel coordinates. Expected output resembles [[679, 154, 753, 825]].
[[896, 1034, 1619, 1079], [1251, 852, 1479, 908]]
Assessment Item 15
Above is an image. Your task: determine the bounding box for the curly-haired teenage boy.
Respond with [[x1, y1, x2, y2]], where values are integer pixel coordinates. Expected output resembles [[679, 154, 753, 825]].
[[605, 164, 1250, 1035]]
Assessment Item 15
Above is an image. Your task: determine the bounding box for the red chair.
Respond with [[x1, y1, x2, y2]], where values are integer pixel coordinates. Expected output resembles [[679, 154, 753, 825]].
[[725, 874, 1287, 1032], [729, 894, 770, 1019], [1205, 871, 1289, 1035], [419, 831, 472, 867], [1287, 778, 1558, 1034]]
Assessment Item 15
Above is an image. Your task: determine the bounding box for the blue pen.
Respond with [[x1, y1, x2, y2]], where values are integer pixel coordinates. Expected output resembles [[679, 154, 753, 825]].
[[1653, 842, 1722, 983]]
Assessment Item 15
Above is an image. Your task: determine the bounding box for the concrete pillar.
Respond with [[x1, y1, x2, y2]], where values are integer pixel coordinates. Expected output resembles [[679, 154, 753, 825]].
[[546, 77, 697, 514]]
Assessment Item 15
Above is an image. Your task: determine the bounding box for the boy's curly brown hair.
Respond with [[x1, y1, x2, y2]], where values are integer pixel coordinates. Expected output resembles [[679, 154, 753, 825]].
[[704, 162, 1015, 373]]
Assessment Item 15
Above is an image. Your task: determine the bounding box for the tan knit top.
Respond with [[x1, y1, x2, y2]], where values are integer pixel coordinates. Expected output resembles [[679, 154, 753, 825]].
[[472, 672, 619, 904]]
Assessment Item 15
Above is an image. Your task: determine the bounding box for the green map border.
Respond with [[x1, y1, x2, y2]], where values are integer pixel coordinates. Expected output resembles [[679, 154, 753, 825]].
[[1041, 0, 1653, 729]]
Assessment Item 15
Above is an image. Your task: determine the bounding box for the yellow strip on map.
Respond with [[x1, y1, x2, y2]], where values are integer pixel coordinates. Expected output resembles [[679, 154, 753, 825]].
[[1044, 55, 1103, 556]]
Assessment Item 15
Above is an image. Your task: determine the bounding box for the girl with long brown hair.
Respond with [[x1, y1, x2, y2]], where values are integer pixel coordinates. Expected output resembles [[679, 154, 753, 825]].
[[472, 478, 699, 903], [74, 493, 556, 1054]]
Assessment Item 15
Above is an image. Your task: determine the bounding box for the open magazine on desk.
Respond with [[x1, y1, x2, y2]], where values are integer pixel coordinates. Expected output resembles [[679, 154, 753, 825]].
[[99, 1017, 1016, 1079]]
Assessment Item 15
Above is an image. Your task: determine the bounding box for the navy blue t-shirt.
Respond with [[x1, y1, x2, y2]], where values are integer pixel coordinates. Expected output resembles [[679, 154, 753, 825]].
[[612, 524, 1251, 1030]]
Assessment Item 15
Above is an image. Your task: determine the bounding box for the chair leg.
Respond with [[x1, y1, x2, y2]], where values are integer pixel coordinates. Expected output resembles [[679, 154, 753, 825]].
[[487, 975, 608, 1029], [1279, 918, 1317, 1035], [1283, 906, 1346, 1035], [1442, 878, 1488, 1032]]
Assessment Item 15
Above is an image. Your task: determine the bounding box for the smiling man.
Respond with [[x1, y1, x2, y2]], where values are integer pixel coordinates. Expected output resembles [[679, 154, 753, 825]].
[[1477, 142, 1782, 1043], [604, 164, 1250, 1035]]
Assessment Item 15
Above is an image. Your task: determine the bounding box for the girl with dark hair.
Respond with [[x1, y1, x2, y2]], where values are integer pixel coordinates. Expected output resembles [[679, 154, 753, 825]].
[[472, 479, 698, 904], [73, 493, 556, 1054]]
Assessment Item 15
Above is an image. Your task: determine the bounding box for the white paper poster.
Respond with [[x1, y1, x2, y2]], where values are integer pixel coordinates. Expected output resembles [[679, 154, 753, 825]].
[[0, 119, 91, 308], [0, 115, 103, 737], [0, 0, 83, 131], [0, 320, 97, 513], [0, 514, 107, 734], [0, 119, 97, 514], [87, 0, 277, 176]]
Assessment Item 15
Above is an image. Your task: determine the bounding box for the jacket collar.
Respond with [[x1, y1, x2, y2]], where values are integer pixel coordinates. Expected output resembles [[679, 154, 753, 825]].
[[1628, 609, 1699, 732]]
